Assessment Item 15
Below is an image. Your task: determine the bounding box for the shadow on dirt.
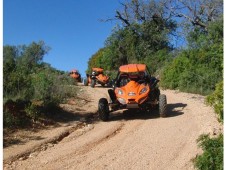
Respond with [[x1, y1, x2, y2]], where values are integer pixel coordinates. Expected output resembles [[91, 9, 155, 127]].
[[3, 108, 95, 148], [46, 107, 95, 125], [3, 138, 25, 148], [166, 103, 187, 117], [107, 102, 187, 121], [109, 110, 158, 121], [43, 102, 186, 124], [3, 132, 46, 148]]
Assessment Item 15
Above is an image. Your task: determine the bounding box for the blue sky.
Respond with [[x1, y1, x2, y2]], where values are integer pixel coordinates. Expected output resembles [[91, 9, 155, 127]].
[[4, 0, 120, 77]]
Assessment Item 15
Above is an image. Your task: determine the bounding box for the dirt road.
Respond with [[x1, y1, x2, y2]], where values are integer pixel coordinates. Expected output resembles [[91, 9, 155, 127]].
[[4, 84, 222, 170]]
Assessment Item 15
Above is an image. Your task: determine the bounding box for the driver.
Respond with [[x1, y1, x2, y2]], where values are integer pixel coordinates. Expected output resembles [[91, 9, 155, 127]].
[[128, 73, 139, 81], [119, 73, 129, 87], [139, 72, 145, 80]]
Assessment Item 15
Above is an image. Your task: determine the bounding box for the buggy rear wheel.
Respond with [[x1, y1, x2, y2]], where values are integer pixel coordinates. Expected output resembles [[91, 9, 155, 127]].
[[159, 94, 167, 117], [98, 98, 109, 121], [91, 79, 95, 88], [83, 78, 88, 86]]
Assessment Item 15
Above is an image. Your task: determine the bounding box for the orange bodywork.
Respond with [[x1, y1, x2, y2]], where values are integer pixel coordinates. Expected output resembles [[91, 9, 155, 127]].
[[70, 73, 80, 79], [69, 69, 81, 81], [87, 76, 92, 83], [96, 74, 109, 83], [119, 64, 146, 73], [87, 67, 109, 85], [113, 64, 151, 107], [115, 80, 150, 105]]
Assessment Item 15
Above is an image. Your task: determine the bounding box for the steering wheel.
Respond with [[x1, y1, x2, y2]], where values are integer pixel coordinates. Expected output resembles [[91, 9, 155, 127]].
[[137, 79, 145, 84]]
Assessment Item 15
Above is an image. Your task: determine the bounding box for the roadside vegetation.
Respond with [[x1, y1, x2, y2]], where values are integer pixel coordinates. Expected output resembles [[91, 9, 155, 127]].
[[3, 41, 76, 129], [193, 81, 223, 170], [161, 17, 223, 95]]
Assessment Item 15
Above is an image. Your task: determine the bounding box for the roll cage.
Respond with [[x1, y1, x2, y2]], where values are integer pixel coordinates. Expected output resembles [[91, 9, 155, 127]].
[[114, 64, 152, 88]]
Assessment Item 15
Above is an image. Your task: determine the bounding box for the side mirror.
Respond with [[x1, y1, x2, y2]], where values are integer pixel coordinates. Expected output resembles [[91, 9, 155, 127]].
[[150, 77, 159, 88]]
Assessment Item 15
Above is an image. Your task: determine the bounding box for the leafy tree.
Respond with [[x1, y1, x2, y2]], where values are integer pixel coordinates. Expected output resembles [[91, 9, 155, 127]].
[[3, 46, 16, 73], [163, 0, 223, 32], [88, 18, 176, 75], [3, 41, 50, 100], [160, 16, 223, 94], [86, 0, 177, 77], [3, 41, 75, 128], [3, 46, 17, 97], [86, 48, 106, 73]]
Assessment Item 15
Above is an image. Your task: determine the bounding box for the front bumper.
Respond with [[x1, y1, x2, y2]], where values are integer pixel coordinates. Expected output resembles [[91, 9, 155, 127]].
[[126, 103, 139, 109]]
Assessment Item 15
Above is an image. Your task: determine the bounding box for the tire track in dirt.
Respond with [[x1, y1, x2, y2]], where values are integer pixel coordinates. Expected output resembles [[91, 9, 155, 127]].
[[4, 121, 125, 170], [72, 122, 124, 156], [63, 118, 153, 170]]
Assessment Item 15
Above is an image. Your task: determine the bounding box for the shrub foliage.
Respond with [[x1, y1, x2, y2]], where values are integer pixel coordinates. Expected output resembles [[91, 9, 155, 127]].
[[3, 41, 75, 128], [206, 81, 223, 122], [194, 134, 223, 170]]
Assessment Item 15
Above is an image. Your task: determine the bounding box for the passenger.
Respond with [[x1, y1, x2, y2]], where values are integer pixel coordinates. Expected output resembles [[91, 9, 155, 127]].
[[119, 74, 129, 87]]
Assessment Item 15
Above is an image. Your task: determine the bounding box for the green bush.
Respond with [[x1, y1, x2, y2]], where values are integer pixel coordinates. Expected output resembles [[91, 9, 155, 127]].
[[3, 99, 31, 128], [160, 17, 223, 95], [206, 81, 223, 122], [25, 103, 41, 121], [31, 71, 53, 101], [194, 134, 223, 170], [3, 110, 17, 128], [31, 69, 76, 104], [160, 47, 223, 95], [3, 42, 77, 128]]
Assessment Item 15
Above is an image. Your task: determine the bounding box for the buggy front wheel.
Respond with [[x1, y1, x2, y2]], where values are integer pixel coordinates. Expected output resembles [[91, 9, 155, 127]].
[[98, 98, 109, 121], [83, 78, 88, 86], [159, 94, 167, 117]]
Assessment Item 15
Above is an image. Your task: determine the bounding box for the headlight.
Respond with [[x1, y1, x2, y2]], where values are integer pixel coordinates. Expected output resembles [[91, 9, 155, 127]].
[[118, 89, 123, 95], [118, 98, 126, 104], [139, 87, 147, 95]]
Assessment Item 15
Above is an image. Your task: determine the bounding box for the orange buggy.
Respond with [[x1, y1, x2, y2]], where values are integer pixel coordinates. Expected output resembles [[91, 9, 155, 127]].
[[98, 64, 167, 121], [84, 68, 110, 88], [69, 69, 82, 82]]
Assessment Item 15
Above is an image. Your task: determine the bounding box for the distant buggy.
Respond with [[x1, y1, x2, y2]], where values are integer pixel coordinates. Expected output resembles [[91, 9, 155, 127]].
[[84, 68, 110, 88], [69, 69, 82, 82]]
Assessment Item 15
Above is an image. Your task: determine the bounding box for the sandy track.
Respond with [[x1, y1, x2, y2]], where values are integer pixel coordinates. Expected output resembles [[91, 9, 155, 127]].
[[4, 85, 222, 170]]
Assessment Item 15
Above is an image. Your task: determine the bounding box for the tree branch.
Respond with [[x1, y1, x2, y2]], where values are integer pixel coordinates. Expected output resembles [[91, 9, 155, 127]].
[[115, 10, 131, 26]]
